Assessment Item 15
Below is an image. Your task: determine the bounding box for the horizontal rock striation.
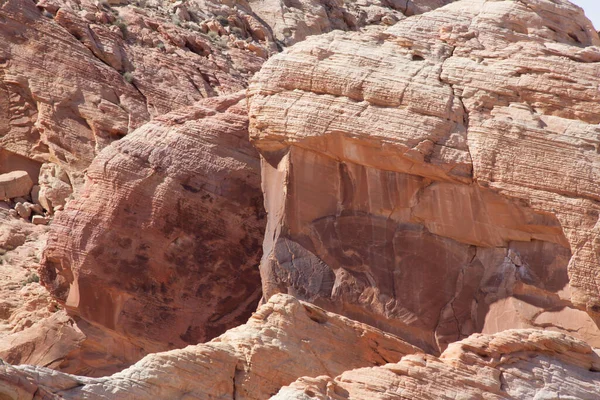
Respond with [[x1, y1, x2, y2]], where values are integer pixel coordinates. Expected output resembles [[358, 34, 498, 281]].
[[38, 93, 265, 375], [248, 0, 600, 353]]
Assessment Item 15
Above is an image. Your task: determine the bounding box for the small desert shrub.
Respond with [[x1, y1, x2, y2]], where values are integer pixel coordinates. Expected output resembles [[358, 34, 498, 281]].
[[207, 30, 219, 40], [113, 18, 128, 36], [171, 15, 182, 27], [123, 71, 134, 83], [216, 15, 229, 27], [156, 41, 166, 50], [22, 273, 40, 286], [231, 26, 243, 37]]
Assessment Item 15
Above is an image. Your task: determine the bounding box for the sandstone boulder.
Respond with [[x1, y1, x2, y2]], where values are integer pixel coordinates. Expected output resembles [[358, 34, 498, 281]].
[[36, 163, 73, 214], [0, 294, 421, 399], [0, 171, 33, 201], [248, 0, 600, 354], [39, 93, 265, 375]]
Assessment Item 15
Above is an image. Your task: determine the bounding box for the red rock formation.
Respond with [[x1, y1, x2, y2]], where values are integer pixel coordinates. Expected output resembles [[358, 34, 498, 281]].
[[0, 0, 149, 187], [1, 0, 442, 375], [248, 0, 600, 353], [39, 93, 265, 375]]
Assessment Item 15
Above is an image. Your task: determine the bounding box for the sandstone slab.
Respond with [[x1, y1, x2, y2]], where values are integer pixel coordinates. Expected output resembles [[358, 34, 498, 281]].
[[0, 171, 33, 201]]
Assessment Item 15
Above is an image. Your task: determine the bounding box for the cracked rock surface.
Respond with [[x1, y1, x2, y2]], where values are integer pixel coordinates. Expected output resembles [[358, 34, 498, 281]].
[[3, 0, 600, 398], [0, 0, 455, 374]]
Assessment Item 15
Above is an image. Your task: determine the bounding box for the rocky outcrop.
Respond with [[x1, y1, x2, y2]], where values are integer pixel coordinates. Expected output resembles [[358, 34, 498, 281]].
[[35, 163, 72, 215], [249, 0, 455, 46], [275, 329, 600, 399], [248, 0, 600, 354], [0, 294, 421, 399], [1, 0, 432, 190], [0, 208, 61, 370], [0, 210, 50, 336], [37, 93, 265, 376], [1, 0, 452, 375], [0, 0, 267, 190], [0, 0, 149, 187]]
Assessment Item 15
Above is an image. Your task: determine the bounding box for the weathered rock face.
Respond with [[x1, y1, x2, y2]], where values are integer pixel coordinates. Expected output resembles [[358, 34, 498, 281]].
[[248, 0, 600, 354], [1, 0, 434, 190], [0, 210, 51, 337], [0, 171, 33, 200], [248, 0, 455, 46], [35, 163, 72, 214], [0, 0, 269, 191], [0, 294, 421, 399], [0, 0, 149, 187], [0, 0, 455, 375], [0, 208, 64, 370], [38, 93, 265, 375], [275, 329, 600, 399]]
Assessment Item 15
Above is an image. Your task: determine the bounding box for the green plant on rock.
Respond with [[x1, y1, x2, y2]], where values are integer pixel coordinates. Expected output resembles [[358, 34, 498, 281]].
[[216, 15, 229, 27], [113, 18, 128, 36], [22, 273, 40, 286], [123, 71, 134, 83]]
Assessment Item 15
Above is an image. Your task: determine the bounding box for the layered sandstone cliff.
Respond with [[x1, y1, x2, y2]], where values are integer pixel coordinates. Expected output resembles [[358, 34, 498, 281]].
[[2, 0, 600, 398], [248, 0, 600, 354]]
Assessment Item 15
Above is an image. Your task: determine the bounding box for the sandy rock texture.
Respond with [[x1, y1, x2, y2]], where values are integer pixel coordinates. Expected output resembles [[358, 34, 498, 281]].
[[0, 210, 50, 337], [248, 0, 600, 354], [0, 0, 267, 190], [37, 93, 265, 376], [0, 294, 421, 399], [0, 0, 148, 188], [275, 329, 600, 399], [0, 0, 447, 375], [1, 0, 436, 189], [249, 0, 455, 46]]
